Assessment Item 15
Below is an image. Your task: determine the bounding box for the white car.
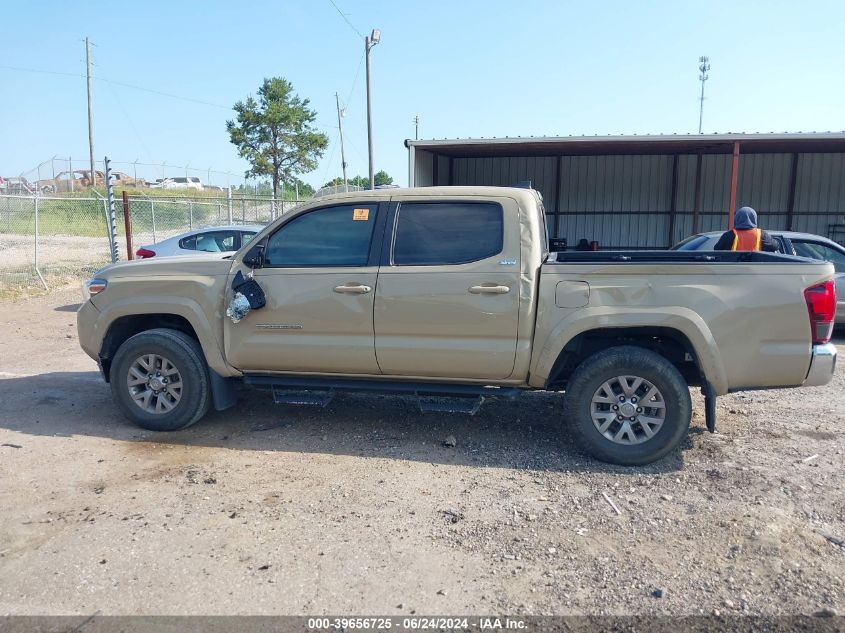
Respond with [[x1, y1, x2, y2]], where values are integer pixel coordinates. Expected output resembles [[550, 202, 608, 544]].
[[149, 177, 203, 190], [135, 225, 264, 258]]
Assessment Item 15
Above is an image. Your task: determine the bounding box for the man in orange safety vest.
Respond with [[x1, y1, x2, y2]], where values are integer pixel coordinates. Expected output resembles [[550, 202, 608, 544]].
[[714, 206, 778, 252]]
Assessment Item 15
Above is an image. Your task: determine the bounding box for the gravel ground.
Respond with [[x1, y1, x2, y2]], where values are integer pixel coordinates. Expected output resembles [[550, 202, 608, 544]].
[[0, 286, 843, 616]]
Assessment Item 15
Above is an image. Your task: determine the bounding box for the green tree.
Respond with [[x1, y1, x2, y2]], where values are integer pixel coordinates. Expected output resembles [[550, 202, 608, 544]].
[[322, 171, 394, 190], [374, 170, 393, 186], [227, 77, 328, 200], [291, 178, 315, 199], [322, 176, 346, 188]]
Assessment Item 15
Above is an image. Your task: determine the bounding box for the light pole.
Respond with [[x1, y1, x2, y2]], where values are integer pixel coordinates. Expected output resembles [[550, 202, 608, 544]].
[[365, 28, 380, 190], [698, 56, 710, 134]]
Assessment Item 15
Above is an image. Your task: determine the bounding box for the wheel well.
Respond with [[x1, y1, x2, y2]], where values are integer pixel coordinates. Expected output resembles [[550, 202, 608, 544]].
[[99, 314, 200, 382], [546, 327, 702, 389]]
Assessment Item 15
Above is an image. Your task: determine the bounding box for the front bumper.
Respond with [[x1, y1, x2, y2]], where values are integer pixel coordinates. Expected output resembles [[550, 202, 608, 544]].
[[804, 343, 837, 387], [76, 299, 102, 362]]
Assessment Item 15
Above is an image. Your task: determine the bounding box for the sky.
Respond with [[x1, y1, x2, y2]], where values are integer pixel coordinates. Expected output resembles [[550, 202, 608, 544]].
[[2, 0, 844, 189]]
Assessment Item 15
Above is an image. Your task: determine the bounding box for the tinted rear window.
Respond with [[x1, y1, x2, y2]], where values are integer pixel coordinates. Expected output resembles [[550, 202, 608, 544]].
[[393, 202, 503, 266]]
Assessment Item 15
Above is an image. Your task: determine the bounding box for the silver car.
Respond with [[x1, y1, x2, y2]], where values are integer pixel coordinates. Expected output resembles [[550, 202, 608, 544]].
[[135, 225, 264, 259], [673, 230, 845, 324]]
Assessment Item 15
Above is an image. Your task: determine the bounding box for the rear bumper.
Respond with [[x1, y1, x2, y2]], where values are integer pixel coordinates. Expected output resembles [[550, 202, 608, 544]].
[[804, 343, 837, 387]]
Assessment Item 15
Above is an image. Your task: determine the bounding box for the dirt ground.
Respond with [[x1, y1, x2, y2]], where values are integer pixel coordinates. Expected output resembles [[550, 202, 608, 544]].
[[0, 286, 843, 617]]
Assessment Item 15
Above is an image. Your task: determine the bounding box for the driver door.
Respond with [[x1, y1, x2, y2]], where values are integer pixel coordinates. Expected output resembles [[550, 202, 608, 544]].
[[224, 202, 387, 374]]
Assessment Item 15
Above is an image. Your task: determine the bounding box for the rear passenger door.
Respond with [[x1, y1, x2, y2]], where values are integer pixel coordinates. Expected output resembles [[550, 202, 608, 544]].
[[373, 197, 521, 380]]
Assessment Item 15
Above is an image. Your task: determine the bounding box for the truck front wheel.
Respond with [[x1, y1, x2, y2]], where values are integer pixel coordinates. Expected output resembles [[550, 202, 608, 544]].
[[562, 346, 691, 465], [109, 328, 211, 432]]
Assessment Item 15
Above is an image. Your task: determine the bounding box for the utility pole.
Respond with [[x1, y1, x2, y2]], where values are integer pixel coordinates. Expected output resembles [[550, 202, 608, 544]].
[[413, 114, 420, 140], [85, 37, 96, 188], [335, 92, 349, 192], [698, 55, 710, 134], [365, 28, 380, 190]]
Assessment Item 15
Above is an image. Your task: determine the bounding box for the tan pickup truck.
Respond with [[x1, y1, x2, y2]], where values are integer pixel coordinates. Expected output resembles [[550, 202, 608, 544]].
[[77, 187, 838, 464]]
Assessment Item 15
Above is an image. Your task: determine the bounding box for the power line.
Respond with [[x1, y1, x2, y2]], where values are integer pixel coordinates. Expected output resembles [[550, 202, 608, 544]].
[[103, 80, 153, 161], [0, 64, 229, 109], [0, 64, 83, 79], [346, 52, 365, 105], [97, 77, 230, 109], [327, 0, 364, 38]]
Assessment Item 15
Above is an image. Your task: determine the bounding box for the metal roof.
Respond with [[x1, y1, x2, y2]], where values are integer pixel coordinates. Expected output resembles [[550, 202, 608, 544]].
[[405, 132, 845, 156]]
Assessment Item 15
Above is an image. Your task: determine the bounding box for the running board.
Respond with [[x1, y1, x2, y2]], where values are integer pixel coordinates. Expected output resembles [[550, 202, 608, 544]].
[[244, 375, 521, 414], [272, 387, 335, 407], [417, 394, 485, 415]]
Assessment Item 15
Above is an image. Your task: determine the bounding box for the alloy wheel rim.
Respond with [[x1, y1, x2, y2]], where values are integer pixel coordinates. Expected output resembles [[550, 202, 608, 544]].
[[127, 353, 183, 415], [590, 375, 666, 445]]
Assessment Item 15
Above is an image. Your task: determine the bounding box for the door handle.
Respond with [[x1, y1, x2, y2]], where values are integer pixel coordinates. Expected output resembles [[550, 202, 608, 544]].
[[334, 283, 372, 294], [469, 284, 511, 295]]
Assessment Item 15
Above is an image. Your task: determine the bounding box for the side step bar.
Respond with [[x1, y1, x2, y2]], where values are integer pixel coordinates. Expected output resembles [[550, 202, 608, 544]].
[[243, 375, 523, 414]]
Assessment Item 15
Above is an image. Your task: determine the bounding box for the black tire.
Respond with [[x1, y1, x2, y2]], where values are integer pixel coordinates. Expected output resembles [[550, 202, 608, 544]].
[[562, 345, 691, 465], [109, 328, 210, 432]]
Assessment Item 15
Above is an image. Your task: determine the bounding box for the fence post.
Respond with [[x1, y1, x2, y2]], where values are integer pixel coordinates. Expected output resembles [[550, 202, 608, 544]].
[[227, 187, 233, 224], [104, 157, 119, 262], [189, 201, 193, 229], [242, 198, 246, 223], [151, 199, 157, 243], [271, 195, 276, 221], [34, 194, 48, 289], [122, 191, 134, 260]]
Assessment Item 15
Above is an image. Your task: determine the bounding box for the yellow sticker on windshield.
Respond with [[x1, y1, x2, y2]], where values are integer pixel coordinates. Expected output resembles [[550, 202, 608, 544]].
[[353, 208, 369, 221]]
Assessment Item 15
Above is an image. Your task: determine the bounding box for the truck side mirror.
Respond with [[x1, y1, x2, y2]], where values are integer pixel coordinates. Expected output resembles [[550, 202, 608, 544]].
[[243, 242, 266, 269]]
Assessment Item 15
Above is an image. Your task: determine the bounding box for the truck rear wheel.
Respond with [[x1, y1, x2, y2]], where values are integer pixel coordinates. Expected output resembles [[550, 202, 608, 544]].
[[109, 328, 210, 432], [562, 346, 691, 465]]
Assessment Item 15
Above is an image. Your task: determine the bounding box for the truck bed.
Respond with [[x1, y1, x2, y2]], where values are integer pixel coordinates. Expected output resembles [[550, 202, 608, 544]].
[[533, 251, 834, 394]]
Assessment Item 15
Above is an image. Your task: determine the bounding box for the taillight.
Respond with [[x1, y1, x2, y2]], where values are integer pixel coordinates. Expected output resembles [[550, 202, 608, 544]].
[[804, 280, 836, 344], [136, 247, 156, 258]]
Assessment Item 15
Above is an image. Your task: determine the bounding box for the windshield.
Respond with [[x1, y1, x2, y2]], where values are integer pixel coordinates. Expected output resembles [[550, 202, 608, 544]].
[[672, 235, 712, 251]]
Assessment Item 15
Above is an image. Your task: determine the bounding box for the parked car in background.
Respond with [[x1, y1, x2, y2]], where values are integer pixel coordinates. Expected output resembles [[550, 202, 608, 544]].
[[673, 230, 845, 324], [2, 177, 35, 194], [134, 225, 263, 258], [155, 177, 203, 191]]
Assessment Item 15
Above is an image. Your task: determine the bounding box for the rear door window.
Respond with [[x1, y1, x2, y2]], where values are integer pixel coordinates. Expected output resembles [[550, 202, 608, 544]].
[[392, 202, 503, 266], [180, 231, 237, 252]]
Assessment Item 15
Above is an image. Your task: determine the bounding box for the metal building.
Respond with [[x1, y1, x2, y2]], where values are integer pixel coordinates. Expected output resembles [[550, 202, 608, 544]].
[[406, 133, 845, 249]]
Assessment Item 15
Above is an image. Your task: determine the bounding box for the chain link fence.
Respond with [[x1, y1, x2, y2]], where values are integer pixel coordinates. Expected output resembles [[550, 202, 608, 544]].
[[0, 193, 303, 293]]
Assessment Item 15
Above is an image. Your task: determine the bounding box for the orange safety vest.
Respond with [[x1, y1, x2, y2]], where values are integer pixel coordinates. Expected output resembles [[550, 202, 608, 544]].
[[730, 228, 762, 251]]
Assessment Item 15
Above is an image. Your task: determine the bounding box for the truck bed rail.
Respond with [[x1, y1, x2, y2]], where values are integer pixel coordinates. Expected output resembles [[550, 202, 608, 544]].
[[549, 251, 812, 264]]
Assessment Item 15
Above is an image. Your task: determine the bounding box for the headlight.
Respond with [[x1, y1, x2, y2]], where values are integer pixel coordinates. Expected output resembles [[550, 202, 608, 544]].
[[82, 278, 108, 302]]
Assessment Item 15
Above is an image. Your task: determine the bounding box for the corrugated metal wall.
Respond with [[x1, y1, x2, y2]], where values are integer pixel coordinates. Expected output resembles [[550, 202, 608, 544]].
[[429, 150, 845, 248], [793, 153, 845, 236]]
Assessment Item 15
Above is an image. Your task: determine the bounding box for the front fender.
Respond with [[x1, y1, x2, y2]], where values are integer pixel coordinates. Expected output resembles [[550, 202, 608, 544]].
[[529, 306, 729, 394], [88, 295, 239, 378]]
